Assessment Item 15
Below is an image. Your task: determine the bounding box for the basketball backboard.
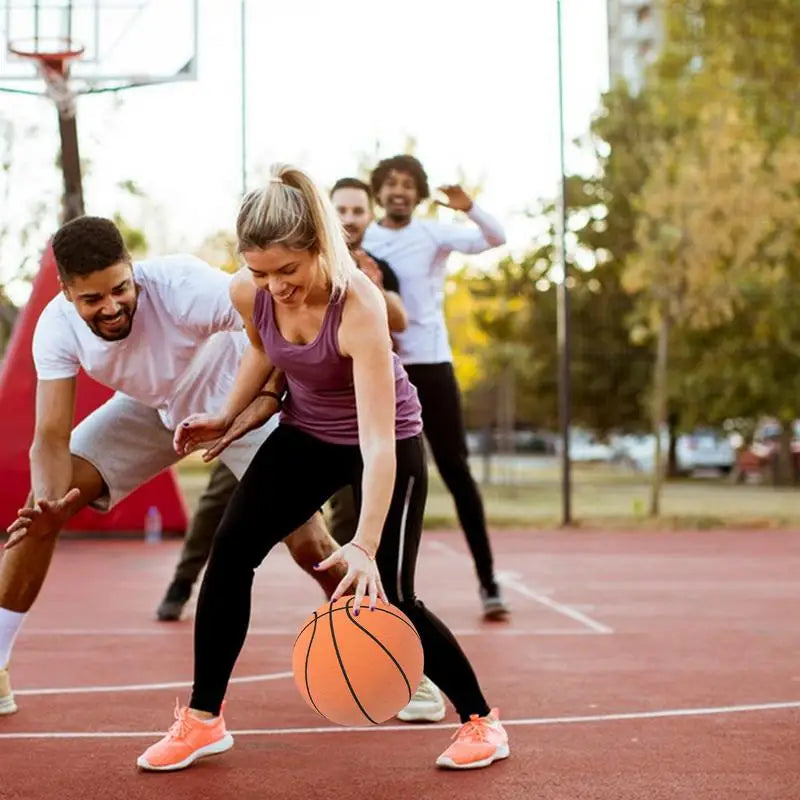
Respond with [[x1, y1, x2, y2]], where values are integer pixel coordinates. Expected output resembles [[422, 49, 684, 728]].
[[0, 0, 198, 96]]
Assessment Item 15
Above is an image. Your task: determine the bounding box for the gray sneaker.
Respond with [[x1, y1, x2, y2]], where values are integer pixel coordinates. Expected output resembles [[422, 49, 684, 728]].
[[481, 587, 510, 621]]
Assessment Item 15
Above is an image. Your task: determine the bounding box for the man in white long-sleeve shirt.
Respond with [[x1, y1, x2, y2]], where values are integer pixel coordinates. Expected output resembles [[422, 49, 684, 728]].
[[363, 155, 510, 621]]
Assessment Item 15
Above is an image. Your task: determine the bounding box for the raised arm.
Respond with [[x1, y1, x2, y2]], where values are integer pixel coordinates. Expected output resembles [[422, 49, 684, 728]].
[[434, 185, 506, 255]]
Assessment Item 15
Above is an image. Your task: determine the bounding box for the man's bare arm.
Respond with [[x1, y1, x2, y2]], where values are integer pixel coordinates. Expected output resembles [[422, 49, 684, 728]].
[[29, 378, 77, 502]]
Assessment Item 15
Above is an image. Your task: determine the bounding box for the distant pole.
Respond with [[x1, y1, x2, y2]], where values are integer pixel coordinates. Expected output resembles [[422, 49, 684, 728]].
[[240, 0, 247, 196], [555, 0, 572, 525]]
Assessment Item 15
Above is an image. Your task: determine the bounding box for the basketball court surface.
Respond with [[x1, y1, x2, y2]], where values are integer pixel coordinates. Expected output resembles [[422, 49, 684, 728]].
[[2, 527, 799, 799]]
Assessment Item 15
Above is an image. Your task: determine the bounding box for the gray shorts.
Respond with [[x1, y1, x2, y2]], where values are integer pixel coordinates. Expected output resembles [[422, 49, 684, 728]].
[[69, 393, 277, 510]]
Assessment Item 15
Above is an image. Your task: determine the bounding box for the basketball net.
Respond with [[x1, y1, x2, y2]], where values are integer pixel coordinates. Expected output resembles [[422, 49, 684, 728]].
[[37, 58, 77, 119]]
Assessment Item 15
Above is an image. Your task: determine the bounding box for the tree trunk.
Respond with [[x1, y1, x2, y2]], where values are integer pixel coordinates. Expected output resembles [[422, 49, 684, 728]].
[[773, 418, 795, 486], [499, 362, 516, 485], [649, 310, 670, 517], [480, 382, 495, 487], [667, 412, 680, 477]]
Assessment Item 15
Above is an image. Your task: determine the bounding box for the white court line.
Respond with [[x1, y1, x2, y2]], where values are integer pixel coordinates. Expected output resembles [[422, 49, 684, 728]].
[[426, 539, 614, 635], [15, 671, 292, 697], [21, 627, 597, 638], [1, 700, 798, 740], [497, 573, 613, 635]]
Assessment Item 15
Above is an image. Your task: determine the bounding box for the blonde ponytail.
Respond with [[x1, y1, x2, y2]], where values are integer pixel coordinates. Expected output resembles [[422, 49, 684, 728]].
[[236, 164, 355, 300]]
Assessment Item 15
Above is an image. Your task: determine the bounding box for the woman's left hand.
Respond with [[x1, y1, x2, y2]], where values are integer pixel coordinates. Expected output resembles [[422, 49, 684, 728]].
[[173, 413, 231, 457], [199, 394, 281, 462], [314, 542, 388, 614]]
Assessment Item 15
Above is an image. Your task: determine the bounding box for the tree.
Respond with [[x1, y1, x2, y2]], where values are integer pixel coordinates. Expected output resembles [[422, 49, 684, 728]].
[[455, 213, 652, 440], [195, 230, 240, 274], [623, 1, 800, 500]]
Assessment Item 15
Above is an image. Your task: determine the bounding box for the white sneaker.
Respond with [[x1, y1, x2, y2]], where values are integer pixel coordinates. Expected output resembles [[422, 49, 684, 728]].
[[481, 587, 511, 621], [396, 675, 446, 723], [0, 666, 18, 715]]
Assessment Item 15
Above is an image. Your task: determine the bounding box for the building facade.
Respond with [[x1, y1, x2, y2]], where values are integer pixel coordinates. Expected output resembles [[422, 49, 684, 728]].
[[606, 0, 663, 91]]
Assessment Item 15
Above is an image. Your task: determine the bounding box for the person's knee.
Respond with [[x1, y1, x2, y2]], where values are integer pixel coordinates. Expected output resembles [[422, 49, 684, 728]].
[[203, 537, 256, 579], [436, 456, 474, 487], [284, 512, 338, 570]]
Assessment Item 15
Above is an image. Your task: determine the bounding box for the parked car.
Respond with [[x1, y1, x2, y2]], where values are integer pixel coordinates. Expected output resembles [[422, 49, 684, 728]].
[[675, 428, 735, 475], [565, 429, 616, 463], [610, 428, 735, 475], [465, 429, 557, 455], [733, 420, 800, 483]]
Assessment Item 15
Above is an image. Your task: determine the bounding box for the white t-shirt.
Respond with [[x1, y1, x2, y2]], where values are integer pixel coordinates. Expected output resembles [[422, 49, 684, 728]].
[[363, 205, 505, 365], [32, 254, 246, 429]]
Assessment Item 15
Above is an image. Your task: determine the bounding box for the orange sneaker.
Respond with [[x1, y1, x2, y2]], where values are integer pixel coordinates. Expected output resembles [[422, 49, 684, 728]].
[[435, 708, 509, 769], [136, 700, 233, 771]]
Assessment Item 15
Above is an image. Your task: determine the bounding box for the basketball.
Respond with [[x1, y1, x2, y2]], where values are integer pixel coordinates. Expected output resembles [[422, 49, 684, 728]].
[[292, 596, 425, 726]]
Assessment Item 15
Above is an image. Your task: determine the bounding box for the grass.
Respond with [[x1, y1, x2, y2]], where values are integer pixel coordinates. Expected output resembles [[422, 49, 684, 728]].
[[176, 453, 800, 530]]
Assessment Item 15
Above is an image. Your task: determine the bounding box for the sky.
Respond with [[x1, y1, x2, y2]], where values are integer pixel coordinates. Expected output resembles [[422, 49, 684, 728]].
[[0, 0, 610, 304]]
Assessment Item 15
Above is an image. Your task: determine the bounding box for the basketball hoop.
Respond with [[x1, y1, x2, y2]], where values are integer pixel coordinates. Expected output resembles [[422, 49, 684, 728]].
[[8, 37, 85, 118]]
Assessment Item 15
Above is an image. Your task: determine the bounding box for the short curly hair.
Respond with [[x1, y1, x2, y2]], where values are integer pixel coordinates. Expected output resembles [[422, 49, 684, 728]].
[[52, 216, 130, 281], [370, 155, 430, 203]]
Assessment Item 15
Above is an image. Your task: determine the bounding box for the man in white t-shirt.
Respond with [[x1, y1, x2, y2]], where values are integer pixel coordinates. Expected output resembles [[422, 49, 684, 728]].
[[364, 154, 510, 621], [0, 216, 342, 716]]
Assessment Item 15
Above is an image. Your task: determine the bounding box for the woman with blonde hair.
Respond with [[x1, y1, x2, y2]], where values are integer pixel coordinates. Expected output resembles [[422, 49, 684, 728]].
[[137, 165, 509, 773]]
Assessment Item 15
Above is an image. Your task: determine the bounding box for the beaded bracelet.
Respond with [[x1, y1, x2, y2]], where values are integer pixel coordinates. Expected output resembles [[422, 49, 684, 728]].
[[350, 541, 376, 561]]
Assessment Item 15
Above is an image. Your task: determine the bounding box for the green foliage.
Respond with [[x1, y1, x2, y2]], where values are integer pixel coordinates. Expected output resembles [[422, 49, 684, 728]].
[[112, 212, 148, 257], [458, 0, 800, 452]]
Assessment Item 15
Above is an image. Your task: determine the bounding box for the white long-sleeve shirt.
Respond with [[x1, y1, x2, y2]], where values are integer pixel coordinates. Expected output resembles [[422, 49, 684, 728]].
[[363, 205, 506, 365]]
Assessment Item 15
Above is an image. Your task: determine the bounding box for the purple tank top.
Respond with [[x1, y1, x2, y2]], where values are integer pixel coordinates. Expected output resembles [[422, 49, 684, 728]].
[[253, 288, 423, 445]]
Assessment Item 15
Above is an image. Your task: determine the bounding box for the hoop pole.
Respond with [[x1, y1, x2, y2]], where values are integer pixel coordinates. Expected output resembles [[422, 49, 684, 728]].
[[34, 0, 40, 51], [555, 0, 572, 526], [58, 105, 85, 222], [66, 0, 73, 45], [240, 0, 248, 197]]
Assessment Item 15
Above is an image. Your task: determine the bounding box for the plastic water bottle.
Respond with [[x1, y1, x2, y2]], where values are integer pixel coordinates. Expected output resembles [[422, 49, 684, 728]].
[[144, 505, 163, 544]]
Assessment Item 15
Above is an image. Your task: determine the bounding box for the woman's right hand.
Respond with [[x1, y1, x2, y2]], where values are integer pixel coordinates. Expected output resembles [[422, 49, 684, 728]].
[[173, 414, 231, 457], [314, 542, 388, 614]]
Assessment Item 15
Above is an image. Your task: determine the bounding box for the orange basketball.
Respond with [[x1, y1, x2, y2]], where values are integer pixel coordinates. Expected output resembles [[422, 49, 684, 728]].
[[292, 596, 424, 726]]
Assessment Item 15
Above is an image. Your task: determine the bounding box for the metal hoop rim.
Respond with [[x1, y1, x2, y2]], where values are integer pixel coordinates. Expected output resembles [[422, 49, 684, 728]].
[[7, 37, 85, 63]]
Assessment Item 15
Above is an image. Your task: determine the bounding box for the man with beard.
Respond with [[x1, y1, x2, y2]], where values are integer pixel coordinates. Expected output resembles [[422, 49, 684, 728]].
[[331, 177, 407, 339], [0, 215, 342, 715], [364, 155, 511, 621]]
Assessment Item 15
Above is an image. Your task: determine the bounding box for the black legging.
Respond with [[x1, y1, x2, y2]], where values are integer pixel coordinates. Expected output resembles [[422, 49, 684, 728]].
[[190, 424, 490, 723], [404, 362, 497, 594]]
